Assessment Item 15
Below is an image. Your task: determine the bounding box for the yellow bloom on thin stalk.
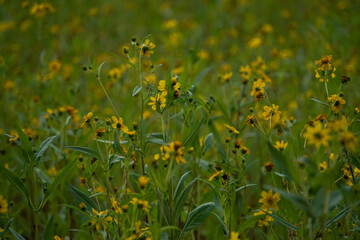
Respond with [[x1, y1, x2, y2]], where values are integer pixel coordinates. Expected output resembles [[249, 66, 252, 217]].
[[80, 112, 93, 128], [111, 116, 129, 132], [328, 94, 346, 113], [163, 141, 186, 164], [259, 190, 280, 211], [315, 55, 333, 71], [304, 123, 331, 149], [319, 161, 328, 172], [224, 124, 239, 134], [139, 39, 155, 57], [230, 232, 240, 240], [148, 91, 167, 111], [139, 176, 149, 189], [263, 104, 281, 121], [0, 195, 8, 214], [253, 209, 274, 227], [274, 140, 288, 151]]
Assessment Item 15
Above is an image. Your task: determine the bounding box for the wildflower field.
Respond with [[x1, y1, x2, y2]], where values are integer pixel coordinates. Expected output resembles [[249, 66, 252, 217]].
[[1, 0, 360, 239]]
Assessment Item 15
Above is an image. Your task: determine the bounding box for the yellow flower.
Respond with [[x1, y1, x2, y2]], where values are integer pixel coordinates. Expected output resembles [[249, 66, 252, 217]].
[[139, 39, 155, 57], [91, 208, 112, 230], [253, 209, 274, 227], [328, 94, 346, 113], [230, 231, 240, 240], [221, 72, 232, 83], [79, 202, 86, 210], [139, 176, 149, 189], [251, 79, 266, 97], [239, 65, 251, 83], [224, 124, 239, 134], [30, 3, 55, 17], [319, 161, 328, 172], [80, 112, 93, 128], [263, 104, 281, 121], [246, 114, 256, 127], [48, 60, 61, 73], [248, 37, 262, 48], [341, 131, 358, 152], [315, 55, 333, 72], [163, 141, 186, 164], [209, 170, 223, 181], [54, 236, 63, 240], [79, 177, 87, 187], [304, 124, 331, 149], [111, 197, 122, 214], [130, 198, 138, 205], [274, 140, 288, 151], [108, 67, 123, 80], [47, 166, 58, 177], [158, 80, 166, 91], [259, 190, 280, 211], [0, 195, 8, 214], [137, 200, 151, 213], [111, 116, 129, 132], [329, 153, 335, 161], [148, 92, 167, 111]]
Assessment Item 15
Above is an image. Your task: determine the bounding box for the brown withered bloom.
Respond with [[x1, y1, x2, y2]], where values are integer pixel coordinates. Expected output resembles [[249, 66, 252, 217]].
[[265, 162, 275, 172], [340, 75, 350, 85]]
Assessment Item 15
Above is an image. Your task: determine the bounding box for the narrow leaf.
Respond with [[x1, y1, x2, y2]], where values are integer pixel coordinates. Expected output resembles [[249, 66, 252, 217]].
[[179, 202, 215, 238], [65, 146, 100, 159], [0, 166, 34, 210], [36, 136, 57, 162], [66, 183, 98, 211], [193, 66, 213, 86], [9, 228, 26, 240], [201, 133, 213, 155], [325, 200, 360, 228], [174, 171, 191, 201], [132, 86, 142, 96], [41, 216, 55, 240], [38, 159, 78, 211]]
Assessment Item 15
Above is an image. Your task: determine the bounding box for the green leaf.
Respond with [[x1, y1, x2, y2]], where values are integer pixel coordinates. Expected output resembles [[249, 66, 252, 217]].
[[108, 155, 125, 169], [17, 127, 35, 165], [160, 226, 182, 232], [146, 138, 169, 146], [183, 118, 204, 147], [173, 171, 191, 201], [173, 177, 198, 222], [193, 66, 213, 86], [236, 184, 256, 192], [35, 136, 57, 162], [179, 202, 215, 239], [113, 131, 122, 154], [237, 215, 263, 233], [97, 61, 106, 77], [271, 187, 312, 217], [0, 218, 13, 237], [132, 86, 142, 96], [267, 142, 300, 184], [0, 166, 34, 210], [66, 183, 99, 211], [38, 159, 78, 211], [9, 227, 26, 240], [211, 212, 229, 236], [325, 200, 360, 229], [201, 133, 213, 155], [268, 213, 298, 231], [309, 98, 329, 106], [65, 146, 100, 159], [41, 216, 55, 240]]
